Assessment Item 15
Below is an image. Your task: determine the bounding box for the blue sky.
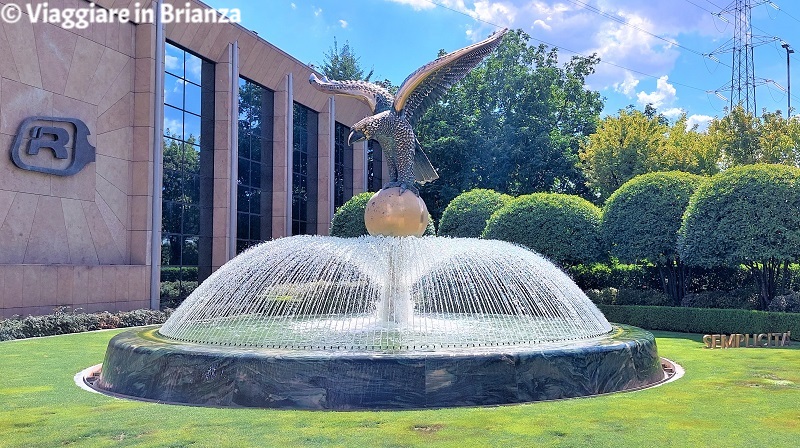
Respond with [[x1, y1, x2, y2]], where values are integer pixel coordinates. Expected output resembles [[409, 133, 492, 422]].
[[207, 0, 800, 130]]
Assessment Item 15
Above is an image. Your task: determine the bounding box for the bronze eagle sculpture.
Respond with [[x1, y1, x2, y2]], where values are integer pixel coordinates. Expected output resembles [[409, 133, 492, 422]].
[[310, 29, 508, 195]]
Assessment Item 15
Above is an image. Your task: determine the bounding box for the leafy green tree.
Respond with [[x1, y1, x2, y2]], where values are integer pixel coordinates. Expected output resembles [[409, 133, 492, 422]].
[[416, 29, 604, 219], [483, 193, 604, 267], [661, 114, 719, 176], [678, 164, 800, 309], [320, 38, 373, 81], [707, 105, 761, 168], [438, 189, 512, 238], [580, 108, 716, 201], [758, 110, 800, 167], [602, 171, 705, 304], [579, 107, 667, 201]]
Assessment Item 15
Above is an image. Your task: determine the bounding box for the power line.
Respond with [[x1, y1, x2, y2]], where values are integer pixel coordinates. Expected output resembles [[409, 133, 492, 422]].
[[769, 0, 800, 25], [563, 0, 724, 65], [423, 0, 711, 94]]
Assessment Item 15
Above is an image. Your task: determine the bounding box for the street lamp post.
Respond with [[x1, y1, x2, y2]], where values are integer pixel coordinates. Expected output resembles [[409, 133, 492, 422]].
[[781, 42, 794, 117]]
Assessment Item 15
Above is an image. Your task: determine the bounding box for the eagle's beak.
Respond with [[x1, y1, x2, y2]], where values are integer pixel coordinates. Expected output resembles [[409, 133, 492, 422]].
[[348, 129, 366, 145]]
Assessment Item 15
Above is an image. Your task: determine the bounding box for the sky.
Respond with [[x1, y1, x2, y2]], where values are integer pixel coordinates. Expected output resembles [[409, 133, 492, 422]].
[[206, 0, 800, 131]]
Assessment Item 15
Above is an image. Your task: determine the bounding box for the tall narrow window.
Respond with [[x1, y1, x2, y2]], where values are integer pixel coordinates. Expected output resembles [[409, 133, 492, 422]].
[[292, 103, 318, 235], [160, 42, 214, 308], [237, 77, 274, 253], [368, 140, 383, 192], [334, 122, 353, 208]]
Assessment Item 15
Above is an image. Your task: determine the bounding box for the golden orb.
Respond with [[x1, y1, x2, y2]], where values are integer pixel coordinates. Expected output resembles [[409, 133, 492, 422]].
[[364, 187, 429, 237]]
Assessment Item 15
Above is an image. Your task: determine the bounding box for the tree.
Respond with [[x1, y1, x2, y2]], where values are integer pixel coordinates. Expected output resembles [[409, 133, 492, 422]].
[[483, 193, 604, 267], [757, 110, 800, 167], [438, 189, 512, 238], [416, 29, 604, 219], [579, 107, 666, 201], [707, 105, 761, 168], [678, 164, 800, 309], [580, 108, 717, 201], [661, 114, 719, 176], [602, 171, 705, 304], [320, 38, 373, 81]]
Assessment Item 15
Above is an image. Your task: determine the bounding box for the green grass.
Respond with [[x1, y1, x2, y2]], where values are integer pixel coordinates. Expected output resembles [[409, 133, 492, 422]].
[[0, 329, 798, 447]]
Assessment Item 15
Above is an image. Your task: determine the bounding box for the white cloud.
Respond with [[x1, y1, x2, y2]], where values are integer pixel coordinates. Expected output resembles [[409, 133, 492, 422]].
[[386, 0, 435, 11], [662, 107, 684, 118], [314, 7, 322, 16], [419, 1, 721, 92], [636, 75, 677, 109], [613, 72, 639, 96], [164, 118, 183, 137], [164, 54, 179, 72], [339, 19, 348, 28], [686, 114, 713, 132], [290, 2, 296, 9], [533, 19, 551, 31]]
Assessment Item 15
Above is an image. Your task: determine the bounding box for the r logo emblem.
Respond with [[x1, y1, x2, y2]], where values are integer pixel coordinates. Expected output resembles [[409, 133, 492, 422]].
[[10, 116, 96, 176]]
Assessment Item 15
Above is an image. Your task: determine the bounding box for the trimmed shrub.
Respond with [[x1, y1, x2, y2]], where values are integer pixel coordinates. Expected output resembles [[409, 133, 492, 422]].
[[569, 262, 661, 290], [679, 164, 800, 309], [160, 267, 198, 282], [438, 189, 512, 237], [603, 171, 704, 264], [599, 305, 800, 340], [0, 308, 172, 341], [160, 280, 198, 309], [330, 192, 436, 237], [681, 287, 760, 310], [483, 193, 605, 267], [585, 287, 671, 306], [602, 171, 704, 304], [769, 292, 800, 313], [330, 192, 374, 237]]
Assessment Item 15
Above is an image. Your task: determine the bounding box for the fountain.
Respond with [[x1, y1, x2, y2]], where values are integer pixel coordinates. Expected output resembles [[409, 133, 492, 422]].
[[86, 29, 669, 409], [88, 235, 666, 409]]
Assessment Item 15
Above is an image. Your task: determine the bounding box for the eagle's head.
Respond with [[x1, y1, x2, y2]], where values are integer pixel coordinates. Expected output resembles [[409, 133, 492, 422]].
[[348, 111, 389, 145]]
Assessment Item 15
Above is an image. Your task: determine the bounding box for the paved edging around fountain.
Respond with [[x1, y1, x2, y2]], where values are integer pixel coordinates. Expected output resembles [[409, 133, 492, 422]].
[[88, 324, 665, 410]]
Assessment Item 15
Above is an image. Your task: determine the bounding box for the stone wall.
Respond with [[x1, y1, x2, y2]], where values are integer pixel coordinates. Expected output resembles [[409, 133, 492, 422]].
[[0, 0, 373, 317]]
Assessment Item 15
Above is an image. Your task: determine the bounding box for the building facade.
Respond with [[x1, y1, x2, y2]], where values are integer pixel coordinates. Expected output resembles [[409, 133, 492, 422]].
[[0, 0, 378, 317]]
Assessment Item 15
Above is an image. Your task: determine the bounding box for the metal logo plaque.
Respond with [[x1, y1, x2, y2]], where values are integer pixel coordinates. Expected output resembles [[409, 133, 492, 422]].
[[10, 116, 96, 176]]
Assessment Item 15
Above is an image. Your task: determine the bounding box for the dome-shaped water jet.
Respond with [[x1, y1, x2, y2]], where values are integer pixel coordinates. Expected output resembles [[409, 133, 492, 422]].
[[90, 235, 667, 409]]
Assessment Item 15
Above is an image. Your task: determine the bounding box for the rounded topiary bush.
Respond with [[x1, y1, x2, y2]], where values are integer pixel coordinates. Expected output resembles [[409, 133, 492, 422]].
[[331, 191, 436, 237], [483, 193, 604, 266], [679, 163, 800, 309], [438, 189, 512, 238], [330, 192, 374, 237], [603, 171, 704, 265]]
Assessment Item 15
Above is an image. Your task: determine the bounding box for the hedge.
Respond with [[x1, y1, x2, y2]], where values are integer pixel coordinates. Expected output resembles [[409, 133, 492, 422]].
[[330, 192, 374, 237], [599, 304, 800, 340], [0, 308, 172, 342], [438, 188, 512, 238], [602, 171, 704, 265], [483, 193, 604, 266]]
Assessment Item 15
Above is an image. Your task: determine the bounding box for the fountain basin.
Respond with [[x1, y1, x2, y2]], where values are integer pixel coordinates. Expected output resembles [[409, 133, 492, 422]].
[[92, 324, 663, 409]]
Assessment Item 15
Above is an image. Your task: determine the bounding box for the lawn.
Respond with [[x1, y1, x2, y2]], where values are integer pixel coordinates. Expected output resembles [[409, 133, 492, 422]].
[[0, 329, 798, 447]]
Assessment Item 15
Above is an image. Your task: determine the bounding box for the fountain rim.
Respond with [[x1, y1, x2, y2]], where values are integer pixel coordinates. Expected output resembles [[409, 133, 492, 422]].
[[144, 324, 622, 356], [82, 323, 676, 409], [80, 358, 682, 409]]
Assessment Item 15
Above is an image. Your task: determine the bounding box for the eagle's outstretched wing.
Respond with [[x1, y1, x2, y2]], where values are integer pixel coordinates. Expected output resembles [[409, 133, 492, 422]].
[[393, 29, 508, 125], [308, 74, 394, 114]]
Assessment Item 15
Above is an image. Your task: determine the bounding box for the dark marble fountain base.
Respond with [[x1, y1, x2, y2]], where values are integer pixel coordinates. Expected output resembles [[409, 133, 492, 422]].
[[90, 325, 664, 410]]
